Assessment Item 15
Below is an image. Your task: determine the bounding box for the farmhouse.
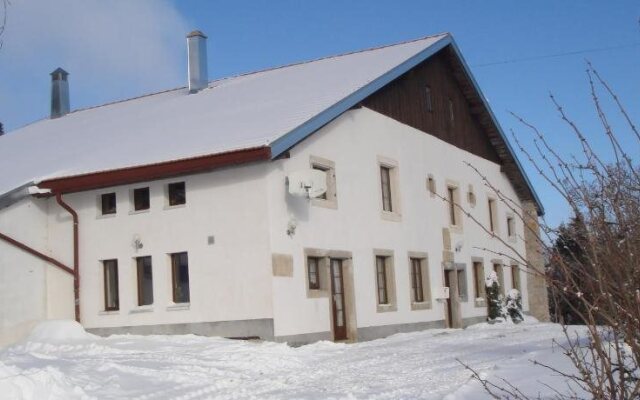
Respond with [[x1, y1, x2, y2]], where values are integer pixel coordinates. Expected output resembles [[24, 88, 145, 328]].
[[0, 32, 548, 346]]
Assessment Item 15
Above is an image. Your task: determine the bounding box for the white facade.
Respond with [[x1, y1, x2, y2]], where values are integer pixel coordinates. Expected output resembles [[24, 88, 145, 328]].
[[0, 107, 529, 345]]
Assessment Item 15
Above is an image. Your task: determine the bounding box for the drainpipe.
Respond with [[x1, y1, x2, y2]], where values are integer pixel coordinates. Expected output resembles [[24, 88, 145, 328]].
[[55, 193, 80, 323]]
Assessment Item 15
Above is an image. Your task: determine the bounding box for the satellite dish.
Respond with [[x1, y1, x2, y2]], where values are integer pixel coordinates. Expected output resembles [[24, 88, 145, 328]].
[[287, 169, 327, 199]]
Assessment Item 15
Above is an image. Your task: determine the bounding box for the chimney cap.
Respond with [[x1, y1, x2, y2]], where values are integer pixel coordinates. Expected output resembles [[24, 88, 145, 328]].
[[50, 68, 69, 80], [187, 30, 207, 39]]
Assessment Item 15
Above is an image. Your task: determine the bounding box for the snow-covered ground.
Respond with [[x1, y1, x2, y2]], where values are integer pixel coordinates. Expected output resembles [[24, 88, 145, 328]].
[[0, 319, 587, 399]]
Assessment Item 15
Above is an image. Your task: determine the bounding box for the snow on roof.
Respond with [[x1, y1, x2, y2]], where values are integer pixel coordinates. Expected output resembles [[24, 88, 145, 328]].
[[0, 34, 449, 197]]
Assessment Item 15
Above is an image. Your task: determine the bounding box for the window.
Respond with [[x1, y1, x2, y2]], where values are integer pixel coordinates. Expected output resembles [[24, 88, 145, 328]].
[[136, 256, 153, 306], [488, 199, 497, 233], [511, 264, 520, 291], [376, 256, 389, 305], [507, 216, 515, 238], [448, 98, 454, 123], [425, 86, 433, 112], [168, 182, 186, 206], [410, 258, 424, 303], [310, 156, 337, 207], [467, 185, 476, 206], [448, 187, 457, 225], [493, 263, 505, 296], [473, 261, 485, 299], [456, 268, 468, 302], [380, 166, 393, 212], [307, 256, 321, 290], [133, 187, 150, 211], [103, 259, 119, 311], [101, 193, 116, 215], [171, 252, 190, 303]]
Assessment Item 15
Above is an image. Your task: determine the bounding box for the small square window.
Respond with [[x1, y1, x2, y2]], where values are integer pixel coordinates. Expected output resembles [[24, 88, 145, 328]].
[[307, 257, 321, 290], [168, 182, 186, 206], [101, 193, 116, 215], [133, 187, 150, 211], [310, 157, 337, 206]]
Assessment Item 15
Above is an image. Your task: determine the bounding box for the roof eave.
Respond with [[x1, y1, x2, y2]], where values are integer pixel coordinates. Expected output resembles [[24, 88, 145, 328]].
[[446, 37, 544, 216]]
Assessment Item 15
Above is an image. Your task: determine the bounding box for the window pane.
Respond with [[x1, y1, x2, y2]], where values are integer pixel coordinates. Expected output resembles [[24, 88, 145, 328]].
[[380, 167, 393, 212], [134, 188, 150, 211], [171, 252, 190, 303], [103, 260, 119, 311], [473, 262, 484, 298], [168, 182, 186, 206], [101, 193, 116, 215], [448, 188, 456, 225], [136, 256, 153, 306], [312, 165, 329, 200], [376, 256, 388, 304], [411, 258, 424, 303], [307, 257, 320, 290]]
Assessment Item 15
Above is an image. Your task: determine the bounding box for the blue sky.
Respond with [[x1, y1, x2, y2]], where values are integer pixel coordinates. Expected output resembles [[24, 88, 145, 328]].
[[1, 0, 638, 227]]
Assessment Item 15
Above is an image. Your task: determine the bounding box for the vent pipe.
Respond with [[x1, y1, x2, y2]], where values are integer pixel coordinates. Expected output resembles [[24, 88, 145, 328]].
[[50, 68, 70, 119], [187, 30, 208, 93]]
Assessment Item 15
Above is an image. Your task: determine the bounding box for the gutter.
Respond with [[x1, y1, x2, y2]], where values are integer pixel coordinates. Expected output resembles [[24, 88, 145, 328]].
[[55, 193, 80, 323]]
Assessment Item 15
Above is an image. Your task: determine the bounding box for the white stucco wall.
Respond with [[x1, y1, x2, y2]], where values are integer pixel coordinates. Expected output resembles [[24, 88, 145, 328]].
[[47, 162, 274, 330], [0, 198, 74, 347], [267, 108, 528, 338]]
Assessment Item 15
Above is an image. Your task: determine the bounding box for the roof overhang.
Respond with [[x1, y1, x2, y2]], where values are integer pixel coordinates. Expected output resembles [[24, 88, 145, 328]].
[[38, 146, 271, 194]]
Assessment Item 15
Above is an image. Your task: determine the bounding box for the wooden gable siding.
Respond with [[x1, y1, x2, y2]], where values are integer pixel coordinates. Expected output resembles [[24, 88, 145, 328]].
[[363, 49, 501, 164]]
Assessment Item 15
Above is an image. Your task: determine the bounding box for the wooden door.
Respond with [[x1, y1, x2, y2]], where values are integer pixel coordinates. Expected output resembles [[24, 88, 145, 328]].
[[330, 259, 348, 341], [444, 271, 453, 328]]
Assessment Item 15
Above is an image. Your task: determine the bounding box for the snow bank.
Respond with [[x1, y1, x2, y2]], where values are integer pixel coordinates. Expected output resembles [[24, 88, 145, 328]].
[[0, 361, 92, 400], [26, 320, 97, 343]]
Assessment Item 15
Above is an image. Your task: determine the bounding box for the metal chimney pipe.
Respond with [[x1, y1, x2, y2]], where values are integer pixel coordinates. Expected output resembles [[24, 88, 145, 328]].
[[50, 68, 70, 119], [187, 30, 208, 93]]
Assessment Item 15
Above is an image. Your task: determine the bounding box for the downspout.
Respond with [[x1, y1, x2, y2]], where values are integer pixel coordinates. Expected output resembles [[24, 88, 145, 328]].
[[55, 193, 80, 323]]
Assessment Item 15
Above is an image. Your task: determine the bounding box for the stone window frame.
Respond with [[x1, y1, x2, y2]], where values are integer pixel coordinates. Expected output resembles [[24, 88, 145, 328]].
[[445, 179, 463, 234], [408, 251, 432, 311], [471, 257, 486, 308], [373, 249, 397, 313], [309, 155, 338, 210], [377, 156, 401, 222], [303, 248, 352, 299]]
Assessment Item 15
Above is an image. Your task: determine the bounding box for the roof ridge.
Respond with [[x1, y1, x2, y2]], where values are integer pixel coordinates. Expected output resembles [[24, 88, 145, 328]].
[[219, 32, 450, 81], [62, 33, 450, 116]]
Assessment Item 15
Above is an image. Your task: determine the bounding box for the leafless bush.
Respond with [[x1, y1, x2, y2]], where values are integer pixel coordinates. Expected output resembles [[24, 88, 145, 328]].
[[445, 62, 639, 399]]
